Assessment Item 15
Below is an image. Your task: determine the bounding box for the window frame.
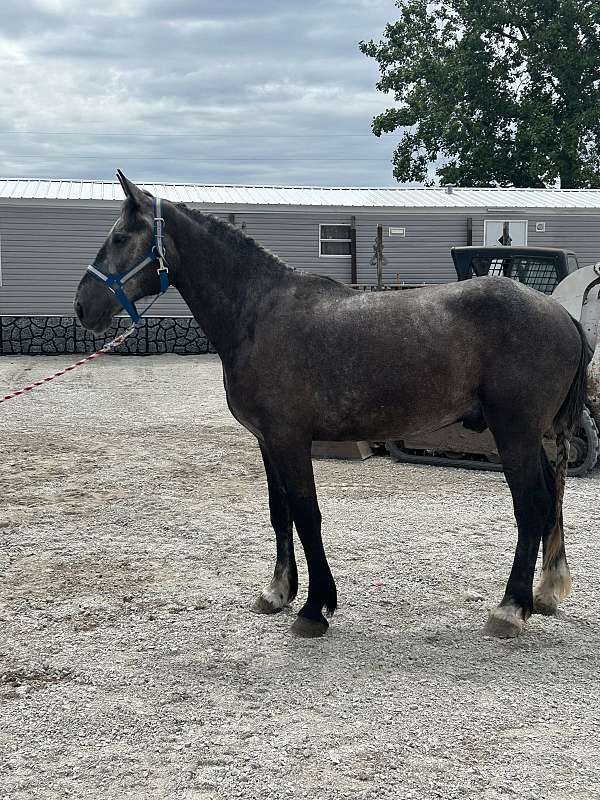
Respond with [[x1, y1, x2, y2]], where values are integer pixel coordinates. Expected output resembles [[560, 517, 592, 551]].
[[319, 223, 352, 258], [483, 219, 528, 247]]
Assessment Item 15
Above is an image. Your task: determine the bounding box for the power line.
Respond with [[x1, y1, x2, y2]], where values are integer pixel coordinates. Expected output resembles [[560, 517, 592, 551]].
[[1, 130, 388, 139], [0, 154, 392, 162]]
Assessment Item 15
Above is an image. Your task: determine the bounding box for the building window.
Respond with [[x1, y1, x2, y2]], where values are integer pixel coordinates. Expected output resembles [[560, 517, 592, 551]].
[[319, 224, 351, 257], [483, 219, 528, 246]]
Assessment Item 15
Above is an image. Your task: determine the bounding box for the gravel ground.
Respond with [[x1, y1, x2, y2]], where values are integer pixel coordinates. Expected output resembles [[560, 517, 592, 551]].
[[1, 353, 600, 800]]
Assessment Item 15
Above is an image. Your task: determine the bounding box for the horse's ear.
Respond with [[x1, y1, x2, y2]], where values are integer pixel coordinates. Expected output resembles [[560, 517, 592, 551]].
[[116, 170, 152, 211]]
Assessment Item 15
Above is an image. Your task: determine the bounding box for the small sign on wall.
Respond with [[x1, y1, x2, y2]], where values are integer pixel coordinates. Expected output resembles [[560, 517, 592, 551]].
[[535, 222, 546, 232], [389, 227, 406, 237]]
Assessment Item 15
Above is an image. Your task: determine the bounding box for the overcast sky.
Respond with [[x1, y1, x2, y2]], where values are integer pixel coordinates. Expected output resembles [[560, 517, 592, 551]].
[[0, 0, 404, 187]]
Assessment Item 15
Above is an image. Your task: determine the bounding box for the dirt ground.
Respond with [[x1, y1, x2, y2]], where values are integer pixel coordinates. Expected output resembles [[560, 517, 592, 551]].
[[1, 353, 600, 800]]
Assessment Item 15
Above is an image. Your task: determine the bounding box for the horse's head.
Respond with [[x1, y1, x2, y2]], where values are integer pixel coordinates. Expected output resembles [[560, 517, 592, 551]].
[[75, 170, 171, 333]]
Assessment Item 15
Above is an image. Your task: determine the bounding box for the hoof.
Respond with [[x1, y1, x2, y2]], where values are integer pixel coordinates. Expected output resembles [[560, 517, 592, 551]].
[[533, 561, 571, 615], [291, 615, 329, 638], [533, 595, 559, 616], [484, 605, 526, 639], [251, 593, 284, 615]]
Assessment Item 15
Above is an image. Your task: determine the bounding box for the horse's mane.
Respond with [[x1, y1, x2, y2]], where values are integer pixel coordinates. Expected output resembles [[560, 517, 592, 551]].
[[175, 202, 292, 272], [173, 202, 348, 293]]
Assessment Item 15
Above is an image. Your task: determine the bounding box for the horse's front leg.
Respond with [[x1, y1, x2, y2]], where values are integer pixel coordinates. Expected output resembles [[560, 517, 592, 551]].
[[251, 443, 298, 614], [263, 433, 337, 638]]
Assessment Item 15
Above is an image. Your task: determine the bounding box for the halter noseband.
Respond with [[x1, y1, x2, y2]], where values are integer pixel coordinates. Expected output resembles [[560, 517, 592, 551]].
[[87, 197, 170, 323]]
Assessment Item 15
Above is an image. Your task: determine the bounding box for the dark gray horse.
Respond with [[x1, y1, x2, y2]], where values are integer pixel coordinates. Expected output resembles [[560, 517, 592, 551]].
[[75, 172, 589, 640]]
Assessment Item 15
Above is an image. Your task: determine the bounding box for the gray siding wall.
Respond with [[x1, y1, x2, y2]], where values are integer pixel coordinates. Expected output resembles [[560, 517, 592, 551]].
[[354, 213, 468, 284], [0, 204, 355, 315], [2, 201, 600, 316], [0, 204, 117, 316], [0, 203, 192, 316], [472, 213, 600, 266], [218, 210, 354, 282]]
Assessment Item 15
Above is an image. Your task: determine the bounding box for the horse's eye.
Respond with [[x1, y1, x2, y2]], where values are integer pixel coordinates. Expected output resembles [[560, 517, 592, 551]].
[[113, 233, 129, 246]]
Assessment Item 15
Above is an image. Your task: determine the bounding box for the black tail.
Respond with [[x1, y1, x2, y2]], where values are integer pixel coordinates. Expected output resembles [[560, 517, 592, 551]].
[[545, 317, 591, 568], [554, 317, 591, 435]]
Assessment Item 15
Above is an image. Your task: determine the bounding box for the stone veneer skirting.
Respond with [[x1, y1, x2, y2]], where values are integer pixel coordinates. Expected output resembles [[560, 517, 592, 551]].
[[0, 316, 215, 356]]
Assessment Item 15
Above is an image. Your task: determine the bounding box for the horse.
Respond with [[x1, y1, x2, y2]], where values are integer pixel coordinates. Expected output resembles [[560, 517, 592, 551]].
[[74, 171, 589, 640]]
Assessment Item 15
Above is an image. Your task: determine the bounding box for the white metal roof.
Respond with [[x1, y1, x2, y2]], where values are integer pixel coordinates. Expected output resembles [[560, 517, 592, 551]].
[[3, 178, 600, 209]]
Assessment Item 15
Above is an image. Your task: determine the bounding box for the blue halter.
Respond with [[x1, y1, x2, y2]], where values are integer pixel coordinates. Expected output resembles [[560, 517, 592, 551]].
[[87, 197, 170, 323]]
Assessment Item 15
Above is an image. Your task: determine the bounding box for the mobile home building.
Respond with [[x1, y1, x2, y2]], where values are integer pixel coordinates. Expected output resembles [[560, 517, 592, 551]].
[[2, 179, 600, 354]]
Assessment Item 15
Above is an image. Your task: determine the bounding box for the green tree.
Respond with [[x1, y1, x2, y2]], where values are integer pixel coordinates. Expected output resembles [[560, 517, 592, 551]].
[[360, 1, 600, 187]]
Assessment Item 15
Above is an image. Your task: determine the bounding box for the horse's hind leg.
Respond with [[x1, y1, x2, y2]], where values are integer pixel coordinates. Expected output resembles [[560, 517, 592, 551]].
[[251, 444, 298, 614], [533, 448, 572, 615], [484, 429, 554, 638]]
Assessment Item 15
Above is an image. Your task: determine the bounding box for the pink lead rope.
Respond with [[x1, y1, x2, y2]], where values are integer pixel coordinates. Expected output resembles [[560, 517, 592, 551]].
[[0, 324, 137, 404]]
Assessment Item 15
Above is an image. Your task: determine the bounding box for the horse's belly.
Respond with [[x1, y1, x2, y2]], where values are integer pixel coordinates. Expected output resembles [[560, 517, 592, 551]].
[[312, 391, 474, 442]]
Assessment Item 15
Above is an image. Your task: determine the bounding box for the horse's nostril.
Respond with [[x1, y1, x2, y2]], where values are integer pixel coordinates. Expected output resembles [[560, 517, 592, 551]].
[[75, 300, 84, 320]]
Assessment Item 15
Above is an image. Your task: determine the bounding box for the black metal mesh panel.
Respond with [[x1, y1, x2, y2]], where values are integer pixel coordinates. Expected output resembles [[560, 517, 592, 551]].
[[487, 258, 509, 276], [486, 256, 558, 294]]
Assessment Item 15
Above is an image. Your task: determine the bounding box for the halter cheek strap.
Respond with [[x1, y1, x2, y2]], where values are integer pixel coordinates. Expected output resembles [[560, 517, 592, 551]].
[[87, 197, 170, 323]]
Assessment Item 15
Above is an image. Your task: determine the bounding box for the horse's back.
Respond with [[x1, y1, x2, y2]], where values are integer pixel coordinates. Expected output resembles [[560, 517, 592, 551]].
[[322, 276, 579, 370]]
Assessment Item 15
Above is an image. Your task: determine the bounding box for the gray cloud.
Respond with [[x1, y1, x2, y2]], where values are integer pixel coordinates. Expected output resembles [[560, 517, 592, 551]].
[[0, 0, 400, 186]]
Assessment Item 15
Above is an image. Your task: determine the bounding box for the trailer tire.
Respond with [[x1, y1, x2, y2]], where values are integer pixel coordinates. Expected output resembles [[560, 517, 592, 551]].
[[559, 407, 600, 477]]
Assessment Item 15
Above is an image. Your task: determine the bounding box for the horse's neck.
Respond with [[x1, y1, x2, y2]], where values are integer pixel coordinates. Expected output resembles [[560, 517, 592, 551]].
[[172, 212, 286, 360]]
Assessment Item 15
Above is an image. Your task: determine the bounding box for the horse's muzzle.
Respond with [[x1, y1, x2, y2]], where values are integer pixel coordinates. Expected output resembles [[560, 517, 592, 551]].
[[74, 282, 116, 334]]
